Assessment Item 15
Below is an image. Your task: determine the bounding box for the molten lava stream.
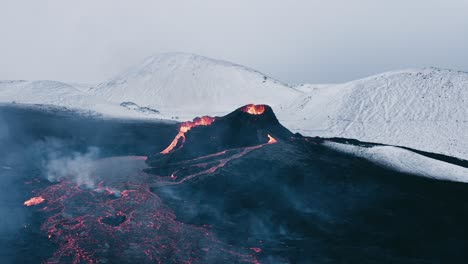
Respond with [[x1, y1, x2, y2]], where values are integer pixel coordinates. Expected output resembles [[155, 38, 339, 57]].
[[161, 116, 215, 154], [153, 134, 278, 187], [27, 179, 260, 264], [22, 131, 277, 263]]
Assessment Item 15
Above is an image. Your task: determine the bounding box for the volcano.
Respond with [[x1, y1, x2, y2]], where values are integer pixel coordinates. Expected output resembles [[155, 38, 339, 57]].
[[148, 104, 291, 160], [144, 104, 468, 263], [144, 104, 294, 187], [12, 104, 468, 263]]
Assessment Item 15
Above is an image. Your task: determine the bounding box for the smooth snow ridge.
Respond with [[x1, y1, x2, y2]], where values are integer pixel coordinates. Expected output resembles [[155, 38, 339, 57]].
[[91, 52, 300, 115], [0, 80, 159, 119], [324, 142, 468, 183], [281, 68, 468, 161]]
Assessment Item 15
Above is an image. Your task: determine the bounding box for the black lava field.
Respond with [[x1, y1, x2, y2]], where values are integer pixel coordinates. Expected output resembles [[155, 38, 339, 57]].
[[2, 104, 468, 264]]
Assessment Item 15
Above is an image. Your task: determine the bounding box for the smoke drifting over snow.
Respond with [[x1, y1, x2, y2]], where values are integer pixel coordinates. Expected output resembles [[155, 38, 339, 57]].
[[45, 146, 100, 188]]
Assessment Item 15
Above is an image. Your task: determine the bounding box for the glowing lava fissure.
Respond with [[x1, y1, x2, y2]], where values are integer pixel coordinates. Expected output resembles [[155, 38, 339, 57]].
[[150, 134, 278, 187], [22, 116, 281, 264], [242, 104, 265, 115], [161, 116, 215, 154], [29, 178, 260, 264], [24, 196, 45, 206]]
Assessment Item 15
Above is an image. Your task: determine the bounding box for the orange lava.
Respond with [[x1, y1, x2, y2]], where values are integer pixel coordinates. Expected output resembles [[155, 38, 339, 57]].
[[267, 134, 277, 144], [154, 133, 279, 187], [161, 116, 215, 154], [242, 104, 265, 115], [24, 196, 45, 206]]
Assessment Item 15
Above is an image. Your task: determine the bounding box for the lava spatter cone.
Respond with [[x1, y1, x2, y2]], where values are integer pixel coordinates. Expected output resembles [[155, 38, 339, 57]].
[[146, 104, 293, 166]]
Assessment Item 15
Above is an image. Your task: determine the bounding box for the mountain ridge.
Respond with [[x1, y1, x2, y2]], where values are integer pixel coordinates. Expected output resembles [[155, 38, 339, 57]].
[[1, 53, 467, 161], [91, 52, 300, 113], [281, 67, 468, 160]]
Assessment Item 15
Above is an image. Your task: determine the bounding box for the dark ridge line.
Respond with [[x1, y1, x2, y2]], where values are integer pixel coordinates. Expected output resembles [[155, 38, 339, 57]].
[[4, 103, 466, 169]]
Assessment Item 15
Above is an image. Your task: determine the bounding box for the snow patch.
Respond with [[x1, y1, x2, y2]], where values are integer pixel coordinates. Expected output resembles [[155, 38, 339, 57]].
[[0, 80, 159, 119], [324, 142, 468, 183]]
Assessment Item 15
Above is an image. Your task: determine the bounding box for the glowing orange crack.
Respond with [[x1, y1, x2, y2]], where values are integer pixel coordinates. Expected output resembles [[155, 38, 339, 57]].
[[161, 116, 215, 154], [155, 134, 278, 187], [267, 134, 277, 144], [24, 196, 45, 206]]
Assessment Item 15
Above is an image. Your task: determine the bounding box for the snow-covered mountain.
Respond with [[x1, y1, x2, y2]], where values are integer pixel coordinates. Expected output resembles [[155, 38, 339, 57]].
[[280, 68, 468, 161], [90, 52, 300, 117], [0, 54, 467, 162], [0, 80, 160, 119]]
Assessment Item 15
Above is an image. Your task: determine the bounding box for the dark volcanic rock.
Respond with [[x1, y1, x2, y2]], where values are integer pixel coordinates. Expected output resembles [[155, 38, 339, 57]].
[[143, 105, 468, 264], [147, 104, 293, 166], [7, 104, 468, 264], [100, 214, 127, 226]]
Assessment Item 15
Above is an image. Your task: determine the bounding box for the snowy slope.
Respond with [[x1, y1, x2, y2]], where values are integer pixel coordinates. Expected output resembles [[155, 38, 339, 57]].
[[90, 53, 300, 117], [280, 68, 468, 160], [0, 55, 467, 162], [325, 142, 468, 183], [0, 80, 160, 119]]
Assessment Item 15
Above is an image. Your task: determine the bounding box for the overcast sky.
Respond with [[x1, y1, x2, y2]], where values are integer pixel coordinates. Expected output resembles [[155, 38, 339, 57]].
[[1, 0, 467, 84]]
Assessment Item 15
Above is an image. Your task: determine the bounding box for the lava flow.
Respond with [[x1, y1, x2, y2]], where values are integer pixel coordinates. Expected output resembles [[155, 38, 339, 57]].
[[242, 104, 265, 115], [160, 116, 215, 154], [151, 134, 278, 187], [26, 176, 260, 263], [23, 105, 283, 263], [24, 196, 45, 206]]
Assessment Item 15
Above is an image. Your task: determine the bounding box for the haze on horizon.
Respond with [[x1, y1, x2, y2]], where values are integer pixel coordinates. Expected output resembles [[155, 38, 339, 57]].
[[1, 0, 467, 85]]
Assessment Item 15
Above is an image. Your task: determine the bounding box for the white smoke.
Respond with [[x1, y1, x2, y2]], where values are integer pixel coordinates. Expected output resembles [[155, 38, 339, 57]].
[[45, 146, 100, 188]]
